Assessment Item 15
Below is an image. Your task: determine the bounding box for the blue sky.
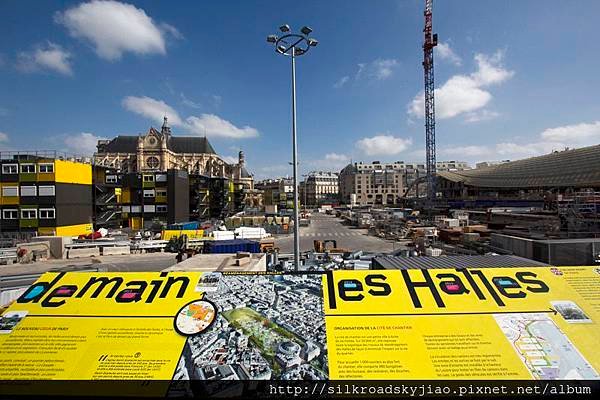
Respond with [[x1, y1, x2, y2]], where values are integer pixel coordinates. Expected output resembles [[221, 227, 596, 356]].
[[1, 0, 599, 179]]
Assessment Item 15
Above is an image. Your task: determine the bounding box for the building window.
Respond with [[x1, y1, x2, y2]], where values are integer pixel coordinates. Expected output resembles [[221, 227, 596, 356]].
[[106, 175, 117, 184], [156, 189, 167, 197], [39, 185, 55, 196], [21, 209, 37, 219], [143, 175, 154, 182], [2, 164, 17, 174], [2, 209, 18, 219], [143, 189, 155, 198], [20, 164, 36, 173], [39, 208, 55, 219], [2, 186, 18, 197], [156, 205, 167, 213], [155, 174, 167, 182], [146, 156, 160, 169], [143, 205, 155, 213], [20, 186, 37, 197], [38, 163, 54, 173]]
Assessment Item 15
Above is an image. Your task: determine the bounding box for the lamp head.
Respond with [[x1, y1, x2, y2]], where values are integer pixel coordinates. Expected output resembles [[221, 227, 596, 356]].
[[301, 26, 313, 35]]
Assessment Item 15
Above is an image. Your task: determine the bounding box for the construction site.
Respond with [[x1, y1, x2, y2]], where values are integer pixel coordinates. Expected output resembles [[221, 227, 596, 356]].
[[2, 0, 599, 285]]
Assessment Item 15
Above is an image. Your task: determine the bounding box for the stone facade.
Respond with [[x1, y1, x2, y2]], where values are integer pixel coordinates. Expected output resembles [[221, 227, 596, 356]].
[[94, 117, 253, 189]]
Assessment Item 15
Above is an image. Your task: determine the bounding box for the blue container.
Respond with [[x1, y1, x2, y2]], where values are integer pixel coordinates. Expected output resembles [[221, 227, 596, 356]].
[[204, 239, 260, 254]]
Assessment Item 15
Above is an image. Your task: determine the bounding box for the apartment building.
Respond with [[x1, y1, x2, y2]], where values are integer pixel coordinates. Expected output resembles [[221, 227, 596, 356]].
[[339, 161, 405, 206], [300, 171, 339, 206], [339, 160, 470, 205], [255, 178, 294, 210]]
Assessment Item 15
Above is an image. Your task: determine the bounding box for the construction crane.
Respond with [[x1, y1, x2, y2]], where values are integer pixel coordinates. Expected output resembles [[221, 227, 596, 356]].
[[423, 0, 438, 202]]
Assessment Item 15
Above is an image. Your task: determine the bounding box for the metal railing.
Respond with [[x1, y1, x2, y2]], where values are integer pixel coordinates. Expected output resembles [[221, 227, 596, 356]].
[[0, 150, 93, 164]]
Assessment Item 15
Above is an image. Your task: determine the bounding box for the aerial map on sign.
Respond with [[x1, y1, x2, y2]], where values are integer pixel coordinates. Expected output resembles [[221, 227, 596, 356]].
[[495, 313, 599, 380]]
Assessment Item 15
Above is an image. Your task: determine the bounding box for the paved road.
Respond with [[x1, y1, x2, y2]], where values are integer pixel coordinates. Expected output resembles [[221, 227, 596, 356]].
[[0, 253, 177, 289], [274, 214, 400, 253]]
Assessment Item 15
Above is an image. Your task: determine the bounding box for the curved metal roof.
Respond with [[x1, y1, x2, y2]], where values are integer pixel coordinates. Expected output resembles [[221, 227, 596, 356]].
[[438, 145, 600, 188]]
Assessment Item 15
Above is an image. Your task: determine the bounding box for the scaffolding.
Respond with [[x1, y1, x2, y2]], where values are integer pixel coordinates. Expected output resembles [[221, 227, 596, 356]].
[[558, 191, 600, 236]]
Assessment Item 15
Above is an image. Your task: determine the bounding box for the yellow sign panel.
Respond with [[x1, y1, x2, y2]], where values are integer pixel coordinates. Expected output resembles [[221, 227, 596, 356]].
[[323, 267, 600, 380], [0, 266, 598, 387], [0, 272, 202, 380]]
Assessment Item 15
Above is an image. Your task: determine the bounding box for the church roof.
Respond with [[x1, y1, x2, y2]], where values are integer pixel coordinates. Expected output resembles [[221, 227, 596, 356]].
[[100, 136, 138, 153], [240, 166, 252, 178], [169, 137, 216, 154], [97, 133, 216, 155]]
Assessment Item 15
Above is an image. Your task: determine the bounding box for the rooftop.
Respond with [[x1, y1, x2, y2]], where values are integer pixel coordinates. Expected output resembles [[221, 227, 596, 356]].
[[162, 253, 266, 272], [96, 127, 216, 155], [372, 254, 548, 269]]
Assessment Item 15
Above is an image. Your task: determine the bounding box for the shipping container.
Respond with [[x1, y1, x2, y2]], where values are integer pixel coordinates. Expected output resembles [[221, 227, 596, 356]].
[[204, 239, 260, 254]]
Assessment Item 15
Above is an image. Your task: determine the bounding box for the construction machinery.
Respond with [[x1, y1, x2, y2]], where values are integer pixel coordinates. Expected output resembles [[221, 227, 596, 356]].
[[165, 234, 205, 262], [313, 239, 349, 254], [423, 0, 438, 202]]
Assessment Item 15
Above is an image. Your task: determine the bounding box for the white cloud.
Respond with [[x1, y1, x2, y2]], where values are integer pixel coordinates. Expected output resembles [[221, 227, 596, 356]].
[[222, 155, 239, 165], [16, 42, 73, 75], [464, 110, 501, 123], [540, 121, 600, 143], [436, 42, 461, 66], [56, 0, 180, 61], [370, 59, 399, 80], [355, 59, 399, 81], [472, 51, 514, 86], [438, 141, 566, 164], [180, 93, 202, 109], [333, 76, 349, 89], [307, 152, 351, 171], [325, 153, 349, 163], [408, 50, 513, 121], [355, 135, 412, 156], [123, 95, 259, 139], [495, 141, 565, 158], [0, 132, 10, 151], [440, 121, 600, 164], [122, 96, 183, 126], [440, 145, 493, 157], [253, 164, 291, 180], [159, 23, 183, 40], [62, 132, 107, 155], [185, 114, 258, 139]]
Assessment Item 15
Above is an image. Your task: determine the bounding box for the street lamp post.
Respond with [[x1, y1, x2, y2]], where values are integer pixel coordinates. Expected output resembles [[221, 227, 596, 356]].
[[267, 25, 318, 271]]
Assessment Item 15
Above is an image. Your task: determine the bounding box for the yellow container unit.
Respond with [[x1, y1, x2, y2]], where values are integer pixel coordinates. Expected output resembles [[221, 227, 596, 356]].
[[0, 183, 20, 205], [161, 229, 205, 240], [52, 160, 93, 236], [54, 223, 94, 237], [1, 158, 94, 237], [130, 217, 143, 231]]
